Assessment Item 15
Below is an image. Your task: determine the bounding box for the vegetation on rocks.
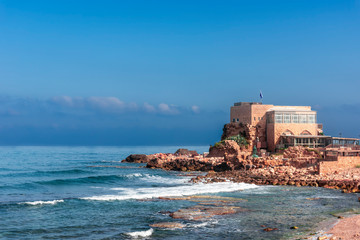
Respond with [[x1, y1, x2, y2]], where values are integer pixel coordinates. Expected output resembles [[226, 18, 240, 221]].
[[213, 134, 249, 148]]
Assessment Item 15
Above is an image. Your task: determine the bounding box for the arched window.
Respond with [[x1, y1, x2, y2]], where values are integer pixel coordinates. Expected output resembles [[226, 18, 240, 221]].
[[282, 130, 294, 136], [300, 130, 312, 135]]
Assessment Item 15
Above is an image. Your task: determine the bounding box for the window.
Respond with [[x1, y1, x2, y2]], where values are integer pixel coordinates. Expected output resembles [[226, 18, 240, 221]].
[[291, 114, 299, 123], [237, 118, 239, 122], [275, 113, 283, 123], [284, 114, 291, 123], [254, 117, 256, 121], [299, 115, 307, 123], [308, 115, 315, 123], [233, 119, 235, 122], [258, 117, 260, 120]]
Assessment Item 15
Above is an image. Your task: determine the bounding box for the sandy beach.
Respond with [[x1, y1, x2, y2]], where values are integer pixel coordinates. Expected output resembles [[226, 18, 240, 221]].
[[325, 215, 360, 240]]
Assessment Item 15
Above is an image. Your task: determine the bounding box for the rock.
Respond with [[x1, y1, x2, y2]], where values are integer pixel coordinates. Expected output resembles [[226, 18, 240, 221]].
[[317, 236, 327, 240], [174, 149, 198, 156], [122, 154, 149, 163], [150, 222, 185, 228], [263, 227, 278, 232]]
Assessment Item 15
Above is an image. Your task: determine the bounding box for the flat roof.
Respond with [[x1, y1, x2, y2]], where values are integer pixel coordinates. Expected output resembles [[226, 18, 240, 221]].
[[234, 102, 262, 106], [281, 135, 331, 138], [281, 135, 359, 141], [267, 107, 314, 112]]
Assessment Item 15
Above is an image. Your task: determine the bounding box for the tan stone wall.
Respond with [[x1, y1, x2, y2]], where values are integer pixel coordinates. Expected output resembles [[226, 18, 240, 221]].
[[230, 104, 252, 124], [230, 103, 273, 125], [267, 123, 318, 151], [251, 104, 273, 147], [319, 156, 360, 175], [250, 105, 273, 126], [267, 123, 276, 151]]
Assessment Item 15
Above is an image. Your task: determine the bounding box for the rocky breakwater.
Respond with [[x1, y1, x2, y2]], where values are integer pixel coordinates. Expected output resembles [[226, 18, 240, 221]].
[[121, 154, 149, 163], [122, 139, 360, 194], [145, 140, 252, 172], [190, 145, 360, 193]]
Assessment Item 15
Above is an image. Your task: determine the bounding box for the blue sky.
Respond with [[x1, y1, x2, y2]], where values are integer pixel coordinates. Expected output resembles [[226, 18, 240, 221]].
[[0, 0, 359, 145]]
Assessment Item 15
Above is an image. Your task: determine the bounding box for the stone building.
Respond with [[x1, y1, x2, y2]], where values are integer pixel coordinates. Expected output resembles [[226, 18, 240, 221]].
[[230, 102, 358, 151]]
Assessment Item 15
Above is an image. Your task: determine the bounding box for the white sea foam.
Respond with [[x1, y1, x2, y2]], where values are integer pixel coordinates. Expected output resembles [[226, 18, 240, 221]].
[[190, 222, 209, 228], [82, 181, 258, 201], [125, 228, 153, 238], [139, 174, 189, 184], [125, 173, 143, 178], [20, 200, 64, 205], [123, 172, 190, 184]]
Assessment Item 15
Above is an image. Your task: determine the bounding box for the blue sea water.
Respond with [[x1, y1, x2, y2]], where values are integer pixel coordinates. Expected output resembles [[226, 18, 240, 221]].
[[1, 146, 360, 240]]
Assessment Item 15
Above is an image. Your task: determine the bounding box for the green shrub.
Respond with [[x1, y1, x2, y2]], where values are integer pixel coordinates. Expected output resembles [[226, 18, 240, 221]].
[[214, 141, 225, 148], [211, 134, 249, 149], [225, 134, 249, 147]]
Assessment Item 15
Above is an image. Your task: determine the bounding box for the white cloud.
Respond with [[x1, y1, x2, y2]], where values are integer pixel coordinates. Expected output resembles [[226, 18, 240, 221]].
[[51, 96, 75, 107], [158, 103, 170, 112], [158, 103, 180, 115], [191, 105, 200, 113], [143, 102, 156, 113], [87, 97, 125, 110], [49, 96, 188, 115]]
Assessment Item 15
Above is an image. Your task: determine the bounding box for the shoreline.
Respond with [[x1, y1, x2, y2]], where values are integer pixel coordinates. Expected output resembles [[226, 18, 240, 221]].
[[324, 214, 360, 240], [303, 213, 360, 240]]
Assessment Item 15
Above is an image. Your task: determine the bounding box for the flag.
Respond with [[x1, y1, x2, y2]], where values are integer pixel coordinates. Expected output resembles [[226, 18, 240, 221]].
[[260, 91, 263, 99]]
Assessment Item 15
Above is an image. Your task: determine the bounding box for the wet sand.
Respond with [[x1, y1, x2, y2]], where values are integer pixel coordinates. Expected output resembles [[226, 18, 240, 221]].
[[326, 215, 360, 240]]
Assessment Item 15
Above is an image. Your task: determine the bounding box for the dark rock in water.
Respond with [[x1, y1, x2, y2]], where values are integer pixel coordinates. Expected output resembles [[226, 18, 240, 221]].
[[122, 154, 149, 163], [263, 227, 278, 232], [213, 162, 233, 172], [150, 222, 185, 228], [146, 158, 213, 172], [174, 149, 198, 156]]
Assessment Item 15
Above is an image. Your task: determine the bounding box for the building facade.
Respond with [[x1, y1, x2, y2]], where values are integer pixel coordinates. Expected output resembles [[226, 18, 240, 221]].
[[230, 102, 358, 151]]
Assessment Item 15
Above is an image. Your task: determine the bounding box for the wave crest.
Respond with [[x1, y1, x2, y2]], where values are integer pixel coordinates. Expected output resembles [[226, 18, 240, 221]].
[[125, 228, 153, 238], [82, 182, 258, 201], [20, 200, 64, 205]]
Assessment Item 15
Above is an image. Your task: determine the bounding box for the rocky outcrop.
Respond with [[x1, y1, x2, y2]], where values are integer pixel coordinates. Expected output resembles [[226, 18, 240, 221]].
[[191, 168, 360, 193], [147, 158, 214, 171], [221, 122, 251, 141], [159, 195, 246, 221], [122, 154, 149, 163], [150, 222, 185, 228], [208, 140, 242, 158], [221, 122, 257, 150], [174, 148, 198, 156]]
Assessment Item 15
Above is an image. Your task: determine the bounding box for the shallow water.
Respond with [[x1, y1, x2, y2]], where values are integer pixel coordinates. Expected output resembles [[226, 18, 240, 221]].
[[1, 146, 359, 239]]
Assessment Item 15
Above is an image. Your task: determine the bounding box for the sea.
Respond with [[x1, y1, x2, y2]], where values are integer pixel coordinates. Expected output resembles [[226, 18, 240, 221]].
[[1, 146, 360, 240]]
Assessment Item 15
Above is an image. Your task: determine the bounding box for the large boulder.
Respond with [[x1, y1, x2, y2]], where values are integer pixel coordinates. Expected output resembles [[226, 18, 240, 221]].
[[208, 140, 249, 170], [174, 148, 198, 156], [122, 154, 149, 163], [208, 140, 243, 159]]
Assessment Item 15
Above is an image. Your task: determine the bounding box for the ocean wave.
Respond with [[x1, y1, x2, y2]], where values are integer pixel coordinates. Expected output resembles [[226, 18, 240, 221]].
[[0, 169, 91, 178], [138, 173, 189, 184], [20, 200, 64, 205], [82, 181, 258, 201], [125, 228, 153, 238], [188, 220, 218, 228], [35, 169, 91, 175], [35, 174, 130, 186]]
